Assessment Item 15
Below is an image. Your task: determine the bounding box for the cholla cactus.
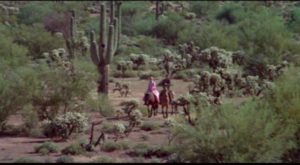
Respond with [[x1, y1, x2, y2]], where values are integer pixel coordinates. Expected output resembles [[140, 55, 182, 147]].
[[184, 12, 196, 20], [199, 46, 233, 71], [129, 53, 150, 69], [116, 59, 133, 77], [112, 122, 126, 141], [120, 100, 139, 116], [42, 48, 74, 75], [244, 75, 260, 96], [43, 112, 88, 139], [178, 41, 201, 67]]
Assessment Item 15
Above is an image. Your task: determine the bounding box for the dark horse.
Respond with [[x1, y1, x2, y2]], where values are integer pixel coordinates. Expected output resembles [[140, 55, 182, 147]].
[[144, 93, 159, 118], [159, 86, 174, 118]]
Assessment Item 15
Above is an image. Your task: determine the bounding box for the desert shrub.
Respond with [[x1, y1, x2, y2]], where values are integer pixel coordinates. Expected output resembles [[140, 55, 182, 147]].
[[13, 23, 65, 59], [92, 156, 118, 163], [173, 69, 201, 81], [0, 65, 39, 130], [149, 158, 161, 163], [130, 157, 145, 163], [140, 134, 149, 141], [265, 67, 300, 124], [83, 17, 99, 34], [139, 107, 149, 117], [18, 104, 43, 137], [133, 14, 157, 36], [189, 1, 220, 18], [118, 140, 132, 150], [288, 7, 300, 33], [112, 70, 138, 78], [138, 71, 161, 80], [127, 143, 152, 157], [140, 121, 160, 131], [56, 155, 74, 163], [89, 94, 115, 117], [34, 141, 59, 155], [232, 4, 296, 75], [264, 67, 300, 162], [150, 13, 189, 45], [101, 140, 122, 152], [17, 2, 54, 25], [42, 112, 88, 139], [122, 1, 149, 36], [170, 100, 297, 163], [101, 122, 116, 134], [15, 157, 42, 163], [73, 58, 98, 82], [31, 63, 92, 120], [62, 143, 85, 155], [0, 33, 28, 68]]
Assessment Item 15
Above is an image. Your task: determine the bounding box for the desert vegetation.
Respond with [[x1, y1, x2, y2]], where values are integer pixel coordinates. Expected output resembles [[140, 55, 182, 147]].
[[0, 0, 300, 163]]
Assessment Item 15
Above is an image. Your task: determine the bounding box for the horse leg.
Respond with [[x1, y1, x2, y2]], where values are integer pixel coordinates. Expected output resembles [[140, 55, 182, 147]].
[[166, 105, 168, 118], [147, 106, 151, 118], [162, 105, 165, 118]]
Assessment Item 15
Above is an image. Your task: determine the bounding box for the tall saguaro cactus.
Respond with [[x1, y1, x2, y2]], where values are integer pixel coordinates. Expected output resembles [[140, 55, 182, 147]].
[[66, 10, 76, 59], [155, 0, 165, 21], [90, 1, 122, 95]]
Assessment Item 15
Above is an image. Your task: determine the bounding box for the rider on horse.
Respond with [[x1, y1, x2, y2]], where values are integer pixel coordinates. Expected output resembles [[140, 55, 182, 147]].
[[144, 76, 160, 105]]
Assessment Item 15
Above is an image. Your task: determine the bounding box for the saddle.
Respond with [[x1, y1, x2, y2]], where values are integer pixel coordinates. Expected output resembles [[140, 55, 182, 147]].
[[144, 92, 159, 105]]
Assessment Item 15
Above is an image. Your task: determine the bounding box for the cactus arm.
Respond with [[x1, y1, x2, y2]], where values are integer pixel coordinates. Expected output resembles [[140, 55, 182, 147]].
[[90, 31, 100, 66], [116, 1, 122, 48], [113, 18, 118, 54], [106, 25, 114, 64], [99, 3, 106, 64], [109, 1, 115, 23]]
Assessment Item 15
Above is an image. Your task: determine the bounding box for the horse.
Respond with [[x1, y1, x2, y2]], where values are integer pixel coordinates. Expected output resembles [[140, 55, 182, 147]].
[[159, 86, 175, 118], [144, 93, 159, 118]]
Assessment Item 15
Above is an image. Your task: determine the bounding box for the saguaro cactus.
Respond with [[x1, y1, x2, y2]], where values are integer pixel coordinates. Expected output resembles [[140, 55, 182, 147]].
[[66, 10, 76, 59], [155, 0, 165, 21], [90, 2, 122, 95]]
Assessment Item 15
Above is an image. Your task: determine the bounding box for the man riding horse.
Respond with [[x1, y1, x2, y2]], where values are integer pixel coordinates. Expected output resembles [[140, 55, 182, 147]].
[[158, 74, 174, 101]]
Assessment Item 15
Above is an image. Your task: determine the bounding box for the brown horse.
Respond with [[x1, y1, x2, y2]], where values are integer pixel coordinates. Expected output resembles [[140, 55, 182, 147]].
[[159, 86, 174, 118], [144, 93, 159, 118]]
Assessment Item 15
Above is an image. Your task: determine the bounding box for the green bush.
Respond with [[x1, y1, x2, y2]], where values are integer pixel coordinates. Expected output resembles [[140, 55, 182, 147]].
[[101, 140, 122, 152], [17, 2, 54, 25], [92, 156, 118, 163], [13, 23, 65, 59], [138, 71, 161, 80], [122, 1, 149, 36], [118, 140, 132, 150], [264, 67, 300, 162], [90, 94, 115, 117], [0, 65, 38, 130], [34, 141, 59, 155], [14, 157, 42, 163], [62, 143, 85, 155], [112, 70, 138, 78], [133, 14, 157, 36], [288, 7, 300, 33], [127, 143, 151, 157], [189, 1, 220, 18], [43, 112, 88, 139], [31, 63, 92, 120], [101, 122, 116, 134], [150, 13, 189, 45], [140, 121, 160, 131], [56, 155, 74, 163], [170, 100, 297, 163]]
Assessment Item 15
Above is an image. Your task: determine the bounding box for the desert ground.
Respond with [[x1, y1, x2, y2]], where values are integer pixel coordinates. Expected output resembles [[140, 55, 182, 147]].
[[1, 77, 194, 163]]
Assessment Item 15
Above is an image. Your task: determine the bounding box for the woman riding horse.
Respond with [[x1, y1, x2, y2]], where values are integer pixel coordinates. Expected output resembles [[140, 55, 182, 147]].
[[143, 76, 160, 105]]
